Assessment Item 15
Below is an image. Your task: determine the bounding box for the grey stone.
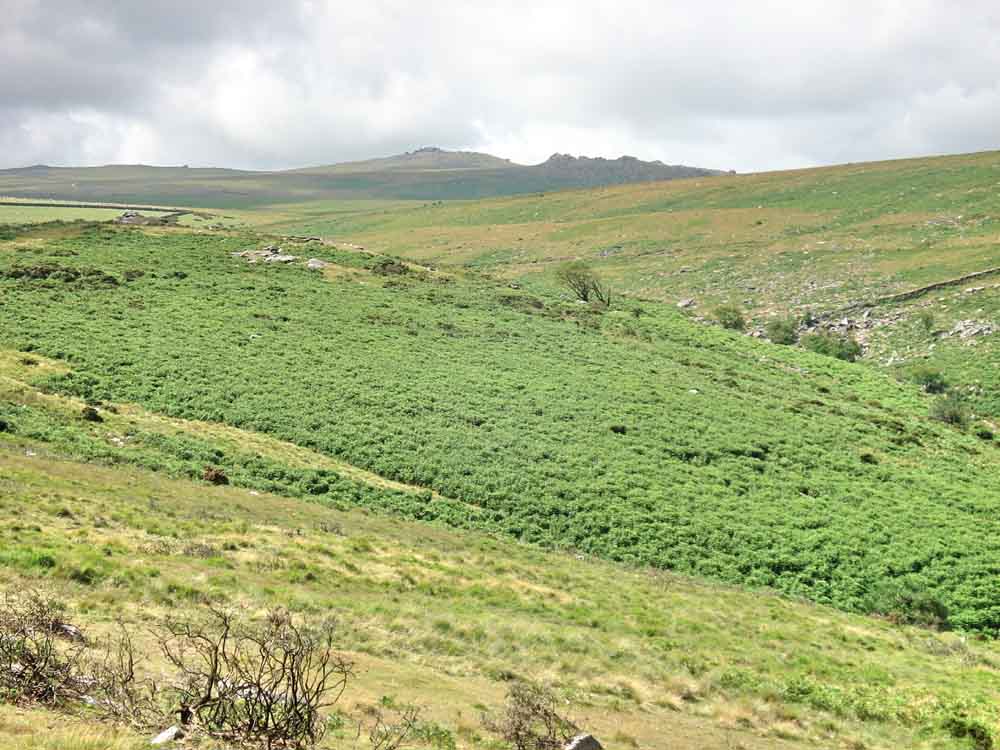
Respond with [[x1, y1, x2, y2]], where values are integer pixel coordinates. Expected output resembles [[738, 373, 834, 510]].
[[564, 734, 602, 750], [306, 258, 329, 270], [677, 298, 695, 308], [150, 726, 184, 745]]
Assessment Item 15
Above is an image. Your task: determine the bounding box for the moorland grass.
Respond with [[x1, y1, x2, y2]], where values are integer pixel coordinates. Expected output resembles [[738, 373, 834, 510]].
[[0, 224, 999, 637]]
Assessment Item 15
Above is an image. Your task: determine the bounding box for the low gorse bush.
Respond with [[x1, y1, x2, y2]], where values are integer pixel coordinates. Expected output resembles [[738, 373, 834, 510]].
[[911, 365, 948, 394], [765, 317, 798, 344], [931, 392, 970, 427], [801, 331, 862, 362], [713, 305, 745, 331]]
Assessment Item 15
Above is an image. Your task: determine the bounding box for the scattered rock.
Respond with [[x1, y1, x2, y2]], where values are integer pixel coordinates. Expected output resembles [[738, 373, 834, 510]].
[[115, 210, 144, 225], [233, 246, 299, 264], [55, 622, 85, 643], [565, 735, 603, 750], [150, 726, 184, 745], [305, 258, 329, 270], [946, 319, 998, 340], [677, 298, 695, 309]]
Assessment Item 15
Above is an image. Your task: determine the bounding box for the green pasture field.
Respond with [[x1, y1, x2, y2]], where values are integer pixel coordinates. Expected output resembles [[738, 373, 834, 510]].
[[0, 204, 157, 224]]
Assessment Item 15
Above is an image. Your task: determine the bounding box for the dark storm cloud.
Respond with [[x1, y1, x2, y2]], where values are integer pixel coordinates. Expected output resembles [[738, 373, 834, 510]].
[[3, 0, 1000, 171]]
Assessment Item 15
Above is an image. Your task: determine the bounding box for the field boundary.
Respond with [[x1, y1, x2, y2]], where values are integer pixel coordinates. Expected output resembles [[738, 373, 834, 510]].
[[826, 264, 1000, 319], [0, 199, 208, 215]]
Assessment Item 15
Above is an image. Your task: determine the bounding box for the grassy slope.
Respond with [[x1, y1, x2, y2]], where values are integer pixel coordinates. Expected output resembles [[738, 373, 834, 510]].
[[2, 152, 1000, 748], [0, 434, 998, 750], [265, 149, 1000, 418], [273, 150, 1000, 306], [1, 224, 999, 635]]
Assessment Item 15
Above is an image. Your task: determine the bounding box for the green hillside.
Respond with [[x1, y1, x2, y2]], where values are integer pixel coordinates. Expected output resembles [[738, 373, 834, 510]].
[[270, 149, 1000, 421], [2, 149, 1000, 749], [2, 222, 998, 630]]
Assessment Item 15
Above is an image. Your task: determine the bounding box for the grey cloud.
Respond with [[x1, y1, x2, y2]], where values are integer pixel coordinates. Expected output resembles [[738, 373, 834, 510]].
[[2, 0, 1000, 172]]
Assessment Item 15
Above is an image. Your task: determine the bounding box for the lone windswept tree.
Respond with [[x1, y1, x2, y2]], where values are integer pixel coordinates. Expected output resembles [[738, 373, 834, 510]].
[[555, 261, 613, 307]]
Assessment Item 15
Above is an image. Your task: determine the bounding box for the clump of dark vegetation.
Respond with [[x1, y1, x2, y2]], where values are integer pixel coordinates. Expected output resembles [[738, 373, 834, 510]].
[[80, 406, 103, 423], [910, 365, 948, 394], [0, 419, 11, 433], [865, 580, 951, 631], [202, 466, 229, 485], [942, 714, 995, 750], [712, 304, 745, 331], [765, 317, 798, 344], [918, 309, 936, 335], [931, 392, 970, 427], [555, 261, 612, 307], [482, 681, 580, 750], [1, 264, 119, 287], [372, 259, 410, 276], [801, 331, 862, 362]]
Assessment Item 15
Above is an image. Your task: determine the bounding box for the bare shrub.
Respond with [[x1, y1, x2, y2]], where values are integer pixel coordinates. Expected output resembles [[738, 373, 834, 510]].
[[367, 701, 421, 750], [157, 606, 353, 749], [0, 590, 87, 705], [483, 681, 579, 750], [85, 622, 163, 728]]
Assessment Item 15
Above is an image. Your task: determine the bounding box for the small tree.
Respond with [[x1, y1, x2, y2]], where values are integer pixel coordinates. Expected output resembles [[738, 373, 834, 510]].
[[765, 317, 798, 344], [555, 262, 612, 308], [713, 305, 745, 332], [910, 365, 948, 394], [931, 392, 970, 428]]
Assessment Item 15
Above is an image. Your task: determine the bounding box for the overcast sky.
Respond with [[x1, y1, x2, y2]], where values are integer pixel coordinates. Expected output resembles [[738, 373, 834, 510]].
[[3, 0, 1000, 172]]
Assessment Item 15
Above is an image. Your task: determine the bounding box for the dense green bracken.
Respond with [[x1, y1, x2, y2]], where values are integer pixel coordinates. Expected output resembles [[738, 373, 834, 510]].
[[2, 224, 1000, 634]]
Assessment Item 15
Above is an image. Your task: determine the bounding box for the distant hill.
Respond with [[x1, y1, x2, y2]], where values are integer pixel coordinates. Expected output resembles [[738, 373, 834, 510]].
[[290, 146, 517, 173], [0, 147, 725, 207]]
